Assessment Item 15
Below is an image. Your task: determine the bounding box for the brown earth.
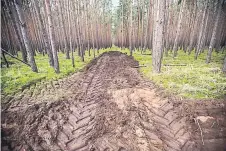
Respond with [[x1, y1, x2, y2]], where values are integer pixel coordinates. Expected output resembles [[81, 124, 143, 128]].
[[1, 51, 226, 151]]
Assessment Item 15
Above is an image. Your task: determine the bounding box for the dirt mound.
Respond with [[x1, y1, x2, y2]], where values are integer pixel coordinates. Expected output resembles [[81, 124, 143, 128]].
[[1, 51, 226, 151]]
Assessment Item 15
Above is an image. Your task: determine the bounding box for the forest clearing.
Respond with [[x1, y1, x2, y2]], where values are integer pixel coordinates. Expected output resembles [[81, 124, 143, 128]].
[[1, 0, 226, 150]]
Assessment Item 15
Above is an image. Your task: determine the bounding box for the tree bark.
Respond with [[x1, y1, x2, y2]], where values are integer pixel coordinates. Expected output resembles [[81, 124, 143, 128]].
[[152, 0, 165, 73], [59, 0, 70, 59], [14, 0, 38, 72], [32, 0, 54, 66], [195, 1, 208, 60], [2, 11, 16, 55], [173, 0, 185, 58], [129, 0, 133, 56], [206, 0, 222, 63], [5, 0, 27, 62], [68, 0, 75, 67], [45, 0, 60, 73], [187, 6, 198, 55], [144, 0, 151, 51]]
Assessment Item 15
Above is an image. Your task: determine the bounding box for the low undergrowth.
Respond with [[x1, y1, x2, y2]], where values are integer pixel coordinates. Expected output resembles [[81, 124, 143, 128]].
[[1, 46, 225, 99], [1, 49, 110, 95], [117, 47, 226, 99]]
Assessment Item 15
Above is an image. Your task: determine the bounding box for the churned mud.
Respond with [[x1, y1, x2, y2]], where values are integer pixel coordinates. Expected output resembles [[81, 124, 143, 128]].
[[1, 51, 226, 151]]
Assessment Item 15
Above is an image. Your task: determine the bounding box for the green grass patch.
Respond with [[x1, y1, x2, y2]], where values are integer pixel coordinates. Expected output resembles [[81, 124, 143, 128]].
[[117, 47, 226, 99], [1, 49, 110, 95], [1, 46, 225, 99]]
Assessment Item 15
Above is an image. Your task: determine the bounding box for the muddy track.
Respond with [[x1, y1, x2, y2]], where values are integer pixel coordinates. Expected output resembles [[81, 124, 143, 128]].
[[1, 51, 226, 151]]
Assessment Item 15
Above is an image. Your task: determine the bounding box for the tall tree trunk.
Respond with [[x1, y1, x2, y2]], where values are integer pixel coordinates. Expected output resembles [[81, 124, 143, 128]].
[[59, 0, 70, 59], [129, 0, 133, 56], [206, 0, 222, 63], [144, 0, 151, 51], [32, 0, 54, 66], [164, 0, 170, 56], [173, 0, 185, 58], [2, 11, 16, 55], [195, 1, 208, 60], [67, 0, 75, 67], [45, 0, 60, 73], [14, 0, 38, 72], [95, 20, 99, 53], [85, 2, 91, 56], [152, 0, 165, 73], [91, 21, 95, 58], [5, 0, 27, 62], [187, 6, 198, 55], [121, 2, 124, 48], [200, 8, 210, 53], [140, 0, 144, 51]]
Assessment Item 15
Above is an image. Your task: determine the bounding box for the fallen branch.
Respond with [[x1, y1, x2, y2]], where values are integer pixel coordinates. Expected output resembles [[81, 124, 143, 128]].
[[211, 121, 215, 128], [1, 48, 30, 67], [194, 118, 204, 145], [132, 65, 147, 68], [140, 54, 152, 56], [164, 64, 187, 66]]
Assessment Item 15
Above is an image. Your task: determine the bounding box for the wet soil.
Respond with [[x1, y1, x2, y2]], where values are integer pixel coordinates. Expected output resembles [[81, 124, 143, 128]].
[[1, 51, 226, 151]]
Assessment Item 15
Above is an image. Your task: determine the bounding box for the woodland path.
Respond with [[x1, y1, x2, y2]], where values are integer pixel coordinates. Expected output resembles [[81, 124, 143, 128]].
[[1, 51, 226, 151]]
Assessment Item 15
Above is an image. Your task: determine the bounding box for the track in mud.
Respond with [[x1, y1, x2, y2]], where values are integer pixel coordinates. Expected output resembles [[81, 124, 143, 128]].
[[1, 51, 226, 151]]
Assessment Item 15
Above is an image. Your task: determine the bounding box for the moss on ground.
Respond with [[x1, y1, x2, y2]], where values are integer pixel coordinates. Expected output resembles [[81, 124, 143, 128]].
[[118, 47, 226, 99], [1, 49, 110, 95], [1, 46, 225, 99]]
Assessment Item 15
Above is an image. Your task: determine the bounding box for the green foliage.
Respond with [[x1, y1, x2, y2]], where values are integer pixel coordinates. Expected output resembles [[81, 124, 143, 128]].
[[2, 47, 225, 100], [1, 49, 108, 95], [117, 47, 226, 99]]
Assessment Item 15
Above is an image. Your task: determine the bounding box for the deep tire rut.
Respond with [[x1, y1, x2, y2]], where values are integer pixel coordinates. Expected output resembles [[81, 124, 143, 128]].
[[1, 51, 226, 151]]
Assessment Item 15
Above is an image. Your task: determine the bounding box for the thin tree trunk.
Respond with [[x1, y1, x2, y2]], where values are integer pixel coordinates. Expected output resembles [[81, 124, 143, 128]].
[[5, 0, 27, 62], [91, 21, 95, 58], [45, 0, 60, 73], [32, 0, 54, 66], [187, 8, 198, 55], [200, 7, 210, 53], [129, 0, 133, 56], [85, 2, 91, 57], [206, 0, 222, 63], [173, 0, 185, 58], [152, 0, 165, 73], [195, 1, 208, 60], [122, 2, 124, 48], [14, 0, 38, 72], [144, 0, 151, 51], [164, 0, 170, 56], [2, 11, 16, 55], [67, 0, 75, 67], [59, 0, 70, 59]]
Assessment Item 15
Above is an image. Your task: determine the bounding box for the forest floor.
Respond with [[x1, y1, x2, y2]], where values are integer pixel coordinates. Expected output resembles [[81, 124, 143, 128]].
[[121, 48, 226, 99], [1, 51, 226, 151], [1, 48, 109, 95], [2, 47, 225, 99]]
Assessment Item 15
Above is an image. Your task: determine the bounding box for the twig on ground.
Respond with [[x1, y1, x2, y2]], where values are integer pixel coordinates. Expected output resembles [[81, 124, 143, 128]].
[[164, 64, 187, 66], [194, 118, 204, 145], [1, 48, 31, 67], [132, 65, 147, 68], [211, 121, 215, 128]]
